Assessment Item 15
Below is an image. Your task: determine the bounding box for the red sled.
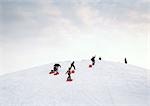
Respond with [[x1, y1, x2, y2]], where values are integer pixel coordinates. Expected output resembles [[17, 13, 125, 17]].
[[89, 64, 92, 68], [54, 72, 59, 75], [49, 71, 54, 74], [71, 70, 75, 74], [66, 79, 73, 82]]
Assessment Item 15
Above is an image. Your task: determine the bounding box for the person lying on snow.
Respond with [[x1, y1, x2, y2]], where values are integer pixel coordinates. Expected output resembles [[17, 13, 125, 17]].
[[49, 64, 61, 74]]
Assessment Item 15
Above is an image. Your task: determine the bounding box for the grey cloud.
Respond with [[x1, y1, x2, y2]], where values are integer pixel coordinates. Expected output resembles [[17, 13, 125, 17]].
[[1, 0, 61, 39], [51, 0, 150, 27], [89, 0, 150, 23], [1, 0, 149, 39]]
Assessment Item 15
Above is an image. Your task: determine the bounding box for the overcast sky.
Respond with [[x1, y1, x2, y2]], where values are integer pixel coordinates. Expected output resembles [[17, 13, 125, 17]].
[[0, 0, 150, 75]]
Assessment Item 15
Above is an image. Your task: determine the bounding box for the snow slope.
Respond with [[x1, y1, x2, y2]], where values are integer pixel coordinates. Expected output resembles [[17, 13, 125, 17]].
[[0, 60, 149, 106]]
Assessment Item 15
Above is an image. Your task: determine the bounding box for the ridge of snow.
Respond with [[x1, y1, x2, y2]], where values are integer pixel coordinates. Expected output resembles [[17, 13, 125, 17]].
[[0, 60, 149, 106]]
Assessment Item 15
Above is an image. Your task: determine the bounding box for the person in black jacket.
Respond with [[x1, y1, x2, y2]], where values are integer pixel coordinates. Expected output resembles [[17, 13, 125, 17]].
[[124, 58, 127, 64], [91, 56, 96, 65]]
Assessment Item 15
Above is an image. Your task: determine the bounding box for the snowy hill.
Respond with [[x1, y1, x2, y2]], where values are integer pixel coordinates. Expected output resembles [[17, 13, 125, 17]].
[[0, 60, 149, 106]]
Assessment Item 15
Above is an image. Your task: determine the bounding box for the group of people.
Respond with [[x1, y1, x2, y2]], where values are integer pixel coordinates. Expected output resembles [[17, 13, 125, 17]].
[[90, 56, 127, 66], [49, 61, 76, 81], [49, 56, 127, 81]]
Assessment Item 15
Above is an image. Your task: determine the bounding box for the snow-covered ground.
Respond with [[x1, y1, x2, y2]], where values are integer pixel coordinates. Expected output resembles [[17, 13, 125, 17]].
[[0, 60, 149, 106]]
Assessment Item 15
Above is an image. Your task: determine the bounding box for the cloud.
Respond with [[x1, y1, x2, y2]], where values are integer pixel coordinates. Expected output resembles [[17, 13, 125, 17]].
[[0, 0, 150, 75], [1, 0, 149, 36]]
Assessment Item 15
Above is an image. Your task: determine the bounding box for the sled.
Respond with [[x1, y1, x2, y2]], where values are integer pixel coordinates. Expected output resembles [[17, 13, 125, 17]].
[[71, 70, 75, 73], [49, 71, 54, 74], [89, 64, 92, 68], [54, 72, 59, 75], [66, 78, 73, 82]]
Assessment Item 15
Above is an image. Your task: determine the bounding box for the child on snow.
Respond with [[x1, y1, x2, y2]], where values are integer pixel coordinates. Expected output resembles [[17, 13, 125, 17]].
[[91, 56, 96, 65], [49, 64, 61, 74], [124, 58, 127, 64], [66, 67, 72, 81], [65, 61, 76, 81]]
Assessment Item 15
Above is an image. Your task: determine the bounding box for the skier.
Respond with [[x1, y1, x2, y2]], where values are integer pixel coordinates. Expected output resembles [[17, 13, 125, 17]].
[[49, 64, 61, 75], [124, 58, 127, 64], [66, 67, 72, 81], [91, 56, 96, 65]]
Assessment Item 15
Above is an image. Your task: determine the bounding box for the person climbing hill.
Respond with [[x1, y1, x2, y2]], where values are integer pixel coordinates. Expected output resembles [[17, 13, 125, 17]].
[[124, 58, 127, 64], [91, 56, 96, 65], [89, 56, 96, 68]]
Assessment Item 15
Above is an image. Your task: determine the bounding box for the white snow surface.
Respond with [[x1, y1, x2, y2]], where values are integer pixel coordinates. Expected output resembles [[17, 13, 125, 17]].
[[0, 60, 149, 106]]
